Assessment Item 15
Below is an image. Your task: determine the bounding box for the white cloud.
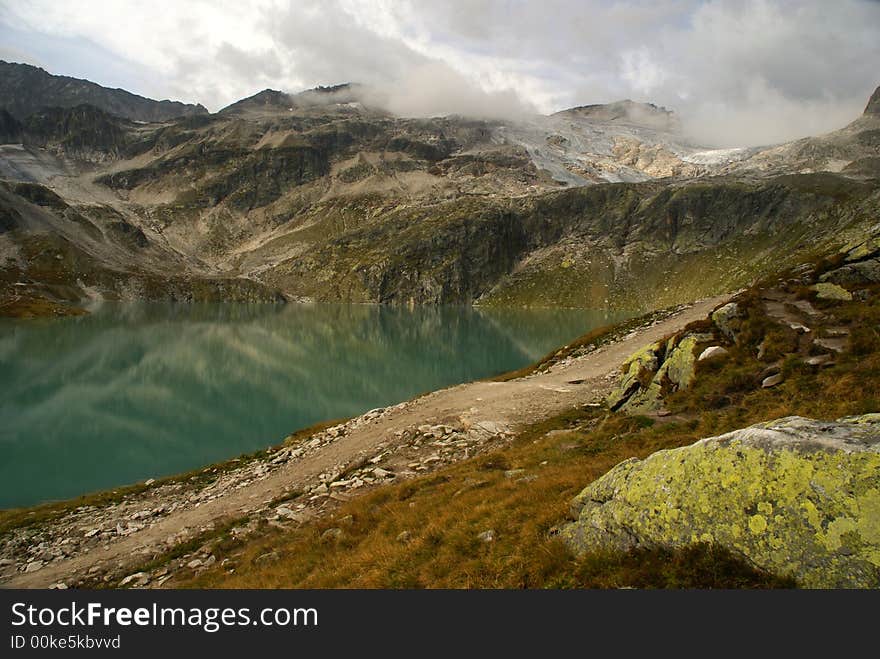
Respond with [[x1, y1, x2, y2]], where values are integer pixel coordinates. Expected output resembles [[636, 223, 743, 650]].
[[1, 0, 878, 144]]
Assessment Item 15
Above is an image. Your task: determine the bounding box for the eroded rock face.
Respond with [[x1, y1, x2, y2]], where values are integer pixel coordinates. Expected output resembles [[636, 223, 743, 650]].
[[561, 415, 880, 588]]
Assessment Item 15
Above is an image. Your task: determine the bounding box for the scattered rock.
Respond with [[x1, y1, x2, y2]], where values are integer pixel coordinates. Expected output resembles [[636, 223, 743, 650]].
[[814, 337, 847, 353], [698, 346, 728, 361], [48, 582, 67, 590], [811, 283, 853, 301], [820, 258, 880, 287], [805, 354, 835, 367], [396, 531, 412, 544], [762, 373, 784, 388], [321, 528, 343, 542], [561, 414, 880, 588], [186, 559, 203, 569], [253, 551, 280, 565], [119, 572, 150, 587], [477, 530, 496, 543], [711, 302, 741, 340], [24, 561, 43, 573], [504, 469, 526, 479]]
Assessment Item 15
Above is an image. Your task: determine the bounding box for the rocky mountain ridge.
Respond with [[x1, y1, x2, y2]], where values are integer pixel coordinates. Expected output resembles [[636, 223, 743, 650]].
[[0, 67, 878, 314], [0, 61, 208, 123]]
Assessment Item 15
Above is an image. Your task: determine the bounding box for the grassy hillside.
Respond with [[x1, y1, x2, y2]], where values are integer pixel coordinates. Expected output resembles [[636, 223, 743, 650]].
[[165, 256, 880, 588]]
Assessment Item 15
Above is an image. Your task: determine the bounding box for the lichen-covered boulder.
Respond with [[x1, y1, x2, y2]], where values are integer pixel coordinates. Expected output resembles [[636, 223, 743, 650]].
[[844, 237, 880, 263], [606, 341, 664, 411], [654, 334, 706, 391], [607, 333, 710, 413], [711, 302, 741, 341], [811, 282, 853, 301], [561, 415, 880, 588], [820, 259, 880, 287]]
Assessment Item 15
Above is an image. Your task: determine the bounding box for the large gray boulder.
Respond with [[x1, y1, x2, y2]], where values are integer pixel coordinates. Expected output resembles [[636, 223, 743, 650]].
[[820, 258, 880, 287], [561, 415, 880, 588]]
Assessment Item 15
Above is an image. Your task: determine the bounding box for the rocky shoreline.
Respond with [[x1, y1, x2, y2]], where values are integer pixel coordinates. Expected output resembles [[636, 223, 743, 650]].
[[0, 402, 518, 589], [0, 296, 722, 589]]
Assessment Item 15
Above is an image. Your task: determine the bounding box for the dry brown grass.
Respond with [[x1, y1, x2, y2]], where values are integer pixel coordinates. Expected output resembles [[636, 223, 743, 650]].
[[175, 406, 793, 589], [173, 282, 880, 590]]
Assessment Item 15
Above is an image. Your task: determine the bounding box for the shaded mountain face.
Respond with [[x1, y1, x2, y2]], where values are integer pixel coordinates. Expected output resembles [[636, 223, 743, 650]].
[[0, 61, 208, 122], [0, 70, 878, 314], [866, 86, 880, 115]]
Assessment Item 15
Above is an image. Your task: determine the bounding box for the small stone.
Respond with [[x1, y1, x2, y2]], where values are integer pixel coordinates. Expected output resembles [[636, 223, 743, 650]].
[[321, 528, 343, 542], [396, 531, 412, 544], [119, 571, 149, 586], [504, 469, 526, 479], [762, 373, 784, 388], [372, 467, 393, 479], [805, 354, 834, 367], [477, 530, 496, 543], [811, 283, 852, 301], [186, 559, 203, 569], [144, 478, 156, 486], [24, 561, 43, 573], [84, 528, 100, 538], [203, 555, 217, 567], [698, 346, 729, 361], [814, 337, 847, 353], [275, 506, 296, 518], [254, 551, 280, 565], [48, 582, 68, 590]]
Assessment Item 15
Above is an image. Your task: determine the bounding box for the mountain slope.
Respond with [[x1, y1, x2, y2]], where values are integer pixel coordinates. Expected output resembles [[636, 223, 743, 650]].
[[0, 61, 208, 122], [0, 72, 878, 315]]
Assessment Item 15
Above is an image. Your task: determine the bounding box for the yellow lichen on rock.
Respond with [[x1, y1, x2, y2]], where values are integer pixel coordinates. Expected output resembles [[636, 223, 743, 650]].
[[562, 415, 880, 588]]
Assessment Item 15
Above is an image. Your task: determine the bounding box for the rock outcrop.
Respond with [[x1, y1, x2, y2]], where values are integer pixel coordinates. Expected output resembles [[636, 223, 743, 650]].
[[865, 86, 880, 116], [607, 331, 712, 412], [561, 415, 880, 588]]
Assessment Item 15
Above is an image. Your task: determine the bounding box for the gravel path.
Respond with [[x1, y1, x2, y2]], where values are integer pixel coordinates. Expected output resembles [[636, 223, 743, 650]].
[[1, 295, 727, 589]]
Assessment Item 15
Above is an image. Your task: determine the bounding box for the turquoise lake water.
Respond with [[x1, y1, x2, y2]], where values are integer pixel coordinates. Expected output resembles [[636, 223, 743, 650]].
[[0, 302, 630, 508]]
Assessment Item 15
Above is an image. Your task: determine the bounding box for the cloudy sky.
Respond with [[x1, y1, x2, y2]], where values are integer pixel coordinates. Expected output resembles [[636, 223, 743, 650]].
[[1, 0, 878, 146]]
